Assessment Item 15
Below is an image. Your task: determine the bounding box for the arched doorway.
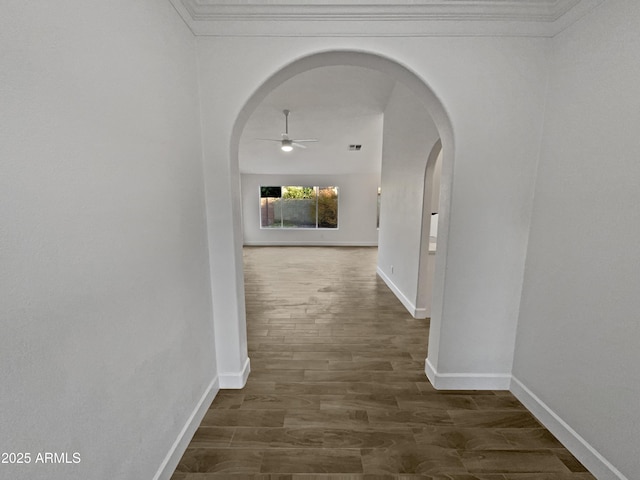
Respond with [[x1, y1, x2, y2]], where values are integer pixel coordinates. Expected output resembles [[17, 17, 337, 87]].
[[227, 50, 455, 387], [416, 139, 443, 318]]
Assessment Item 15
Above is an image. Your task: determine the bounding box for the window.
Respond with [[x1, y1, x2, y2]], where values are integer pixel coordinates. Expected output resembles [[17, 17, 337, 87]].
[[260, 186, 338, 229]]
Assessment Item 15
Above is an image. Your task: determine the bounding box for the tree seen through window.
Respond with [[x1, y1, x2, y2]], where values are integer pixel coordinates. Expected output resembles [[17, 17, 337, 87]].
[[260, 186, 338, 229]]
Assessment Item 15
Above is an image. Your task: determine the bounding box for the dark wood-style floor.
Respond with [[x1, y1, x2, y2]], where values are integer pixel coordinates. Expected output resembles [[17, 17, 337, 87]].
[[172, 246, 595, 480]]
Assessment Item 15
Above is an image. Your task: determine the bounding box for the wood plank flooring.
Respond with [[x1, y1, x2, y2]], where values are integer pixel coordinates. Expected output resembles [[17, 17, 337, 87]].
[[172, 246, 595, 480]]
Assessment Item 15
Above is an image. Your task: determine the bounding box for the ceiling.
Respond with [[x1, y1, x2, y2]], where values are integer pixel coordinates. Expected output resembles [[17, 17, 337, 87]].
[[170, 0, 604, 37], [239, 66, 396, 175], [190, 0, 604, 174]]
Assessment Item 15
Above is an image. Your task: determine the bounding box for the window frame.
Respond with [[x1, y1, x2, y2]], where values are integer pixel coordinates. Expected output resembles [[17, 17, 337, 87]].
[[259, 185, 339, 230]]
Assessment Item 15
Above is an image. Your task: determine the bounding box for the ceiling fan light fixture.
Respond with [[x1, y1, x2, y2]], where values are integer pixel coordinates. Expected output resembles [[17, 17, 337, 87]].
[[256, 109, 317, 152]]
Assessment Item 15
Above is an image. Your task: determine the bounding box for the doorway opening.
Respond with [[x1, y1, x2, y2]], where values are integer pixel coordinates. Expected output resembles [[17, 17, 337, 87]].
[[230, 50, 454, 384], [416, 140, 443, 319]]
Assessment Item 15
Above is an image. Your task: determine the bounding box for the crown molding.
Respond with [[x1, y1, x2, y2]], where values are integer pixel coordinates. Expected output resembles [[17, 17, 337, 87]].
[[181, 0, 579, 22], [169, 0, 604, 37]]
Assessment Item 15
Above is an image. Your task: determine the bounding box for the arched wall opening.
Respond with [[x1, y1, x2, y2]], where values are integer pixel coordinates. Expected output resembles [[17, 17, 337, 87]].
[[229, 50, 455, 385], [416, 139, 443, 318]]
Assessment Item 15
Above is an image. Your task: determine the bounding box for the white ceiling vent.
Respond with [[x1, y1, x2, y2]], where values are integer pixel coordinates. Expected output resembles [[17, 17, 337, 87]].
[[348, 144, 362, 151]]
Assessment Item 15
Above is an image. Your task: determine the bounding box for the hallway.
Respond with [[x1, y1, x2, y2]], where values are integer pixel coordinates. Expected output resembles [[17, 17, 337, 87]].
[[171, 247, 594, 479]]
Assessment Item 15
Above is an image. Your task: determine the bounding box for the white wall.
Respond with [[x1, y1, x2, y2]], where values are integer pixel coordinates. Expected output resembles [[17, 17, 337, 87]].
[[0, 2, 215, 479], [431, 150, 443, 216], [197, 36, 549, 389], [242, 174, 380, 245], [513, 1, 640, 478], [377, 82, 440, 317]]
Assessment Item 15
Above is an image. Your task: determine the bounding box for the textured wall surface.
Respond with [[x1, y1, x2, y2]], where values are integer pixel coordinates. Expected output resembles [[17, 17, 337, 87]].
[[514, 1, 640, 478], [377, 81, 440, 316], [0, 1, 216, 479]]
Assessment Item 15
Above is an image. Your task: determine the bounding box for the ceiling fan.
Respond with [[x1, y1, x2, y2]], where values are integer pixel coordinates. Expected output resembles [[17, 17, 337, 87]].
[[257, 109, 318, 152]]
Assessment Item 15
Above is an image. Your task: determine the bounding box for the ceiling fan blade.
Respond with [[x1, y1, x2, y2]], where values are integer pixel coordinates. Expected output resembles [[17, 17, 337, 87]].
[[257, 111, 317, 150]]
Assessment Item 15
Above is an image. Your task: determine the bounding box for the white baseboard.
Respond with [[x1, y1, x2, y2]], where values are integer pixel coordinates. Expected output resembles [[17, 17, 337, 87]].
[[414, 306, 429, 319], [153, 376, 219, 480], [376, 266, 427, 319], [511, 376, 629, 480], [219, 357, 251, 389], [425, 357, 512, 390], [244, 241, 378, 247]]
